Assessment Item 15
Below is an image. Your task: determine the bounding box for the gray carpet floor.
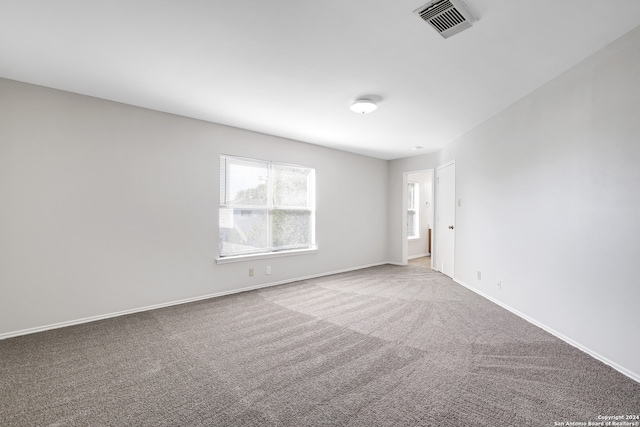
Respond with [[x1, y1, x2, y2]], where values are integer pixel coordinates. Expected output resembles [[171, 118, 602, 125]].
[[1, 264, 639, 426]]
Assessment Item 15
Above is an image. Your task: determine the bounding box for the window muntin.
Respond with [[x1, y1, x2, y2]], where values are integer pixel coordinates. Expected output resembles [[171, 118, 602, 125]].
[[407, 182, 419, 238], [219, 156, 315, 257]]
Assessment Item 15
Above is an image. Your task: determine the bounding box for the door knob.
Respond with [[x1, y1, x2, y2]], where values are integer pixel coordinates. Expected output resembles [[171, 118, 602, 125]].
[[448, 225, 454, 229]]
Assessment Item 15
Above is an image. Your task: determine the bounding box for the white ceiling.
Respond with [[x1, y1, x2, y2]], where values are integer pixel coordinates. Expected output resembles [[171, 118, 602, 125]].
[[2, 1, 640, 160]]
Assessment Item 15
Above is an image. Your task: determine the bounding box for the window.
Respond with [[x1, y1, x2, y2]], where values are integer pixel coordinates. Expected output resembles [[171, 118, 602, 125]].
[[407, 182, 419, 238], [219, 155, 315, 258]]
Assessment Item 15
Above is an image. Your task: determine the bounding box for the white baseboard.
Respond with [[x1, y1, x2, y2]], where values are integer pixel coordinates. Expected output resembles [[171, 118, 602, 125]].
[[453, 278, 640, 384], [0, 262, 388, 341]]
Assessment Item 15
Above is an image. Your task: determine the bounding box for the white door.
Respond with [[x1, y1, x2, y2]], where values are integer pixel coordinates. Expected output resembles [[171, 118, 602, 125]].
[[436, 162, 455, 277]]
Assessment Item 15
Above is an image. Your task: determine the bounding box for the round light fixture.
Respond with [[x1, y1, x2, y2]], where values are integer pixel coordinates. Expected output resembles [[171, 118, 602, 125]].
[[350, 99, 377, 114]]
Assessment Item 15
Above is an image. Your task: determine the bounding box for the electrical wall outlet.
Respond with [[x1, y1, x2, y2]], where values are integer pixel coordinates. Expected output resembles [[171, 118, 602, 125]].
[[477, 271, 481, 280], [249, 268, 254, 277], [266, 266, 271, 275]]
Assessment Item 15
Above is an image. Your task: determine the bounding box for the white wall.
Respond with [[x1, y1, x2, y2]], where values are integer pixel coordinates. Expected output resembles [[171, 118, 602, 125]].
[[389, 27, 640, 380], [0, 78, 388, 336]]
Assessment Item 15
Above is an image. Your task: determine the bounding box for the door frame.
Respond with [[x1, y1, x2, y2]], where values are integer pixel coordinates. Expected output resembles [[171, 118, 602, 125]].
[[402, 169, 434, 267], [435, 160, 456, 276]]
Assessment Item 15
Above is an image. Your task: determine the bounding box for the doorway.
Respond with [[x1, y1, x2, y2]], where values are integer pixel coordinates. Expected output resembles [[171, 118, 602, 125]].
[[402, 169, 434, 267]]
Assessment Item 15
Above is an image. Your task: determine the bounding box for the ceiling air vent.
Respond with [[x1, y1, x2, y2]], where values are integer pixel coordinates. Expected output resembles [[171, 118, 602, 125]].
[[414, 0, 476, 39]]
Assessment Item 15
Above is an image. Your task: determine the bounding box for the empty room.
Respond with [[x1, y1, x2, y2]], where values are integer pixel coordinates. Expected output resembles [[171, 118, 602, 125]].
[[1, 1, 639, 426]]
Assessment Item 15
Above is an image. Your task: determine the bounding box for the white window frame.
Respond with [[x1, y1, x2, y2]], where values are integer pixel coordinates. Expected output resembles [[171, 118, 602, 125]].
[[407, 181, 419, 239], [217, 155, 316, 263]]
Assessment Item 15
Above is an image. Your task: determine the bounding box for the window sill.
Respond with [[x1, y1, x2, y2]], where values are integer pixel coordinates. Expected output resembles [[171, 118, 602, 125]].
[[216, 247, 318, 264], [408, 236, 421, 241]]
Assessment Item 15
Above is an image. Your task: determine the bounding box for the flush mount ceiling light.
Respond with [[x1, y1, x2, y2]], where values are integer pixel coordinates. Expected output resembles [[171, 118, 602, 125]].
[[350, 99, 377, 114]]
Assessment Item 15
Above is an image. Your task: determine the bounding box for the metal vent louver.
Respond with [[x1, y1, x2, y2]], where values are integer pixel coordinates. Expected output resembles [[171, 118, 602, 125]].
[[415, 0, 476, 39]]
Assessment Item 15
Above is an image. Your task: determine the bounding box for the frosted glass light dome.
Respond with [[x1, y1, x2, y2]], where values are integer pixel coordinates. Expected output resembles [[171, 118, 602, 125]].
[[350, 99, 377, 114]]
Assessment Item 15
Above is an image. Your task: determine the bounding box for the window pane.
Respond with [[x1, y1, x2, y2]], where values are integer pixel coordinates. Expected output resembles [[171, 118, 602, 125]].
[[407, 182, 419, 238], [227, 160, 268, 206], [407, 183, 415, 209], [219, 208, 268, 256], [219, 155, 315, 258], [272, 165, 310, 208], [272, 209, 310, 249], [408, 211, 416, 237]]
